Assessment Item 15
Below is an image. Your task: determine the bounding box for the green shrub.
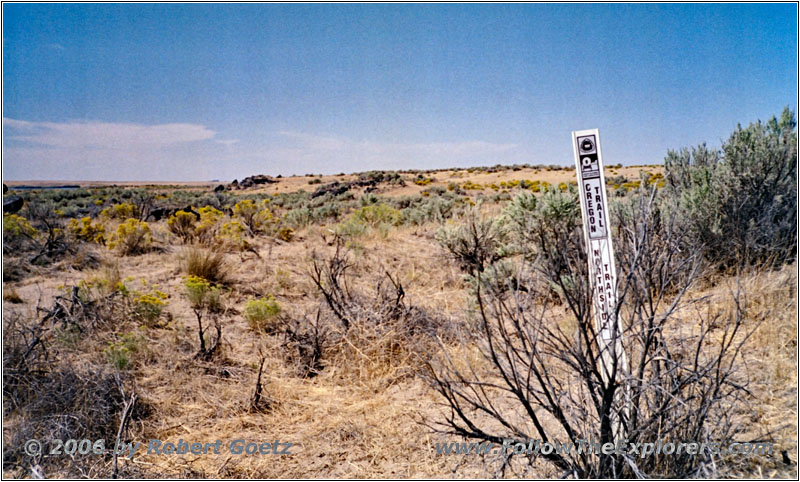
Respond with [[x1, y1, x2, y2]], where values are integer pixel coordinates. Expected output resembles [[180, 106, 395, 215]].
[[394, 195, 458, 225], [243, 296, 282, 332], [335, 217, 370, 238], [351, 203, 403, 227], [284, 207, 313, 228], [356, 170, 405, 185], [360, 193, 379, 206], [104, 332, 141, 370], [437, 210, 510, 274], [663, 107, 797, 267], [503, 187, 582, 274]]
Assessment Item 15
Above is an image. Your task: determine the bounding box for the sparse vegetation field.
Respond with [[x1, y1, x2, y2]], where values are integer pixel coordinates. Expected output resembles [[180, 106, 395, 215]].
[[2, 111, 797, 478]]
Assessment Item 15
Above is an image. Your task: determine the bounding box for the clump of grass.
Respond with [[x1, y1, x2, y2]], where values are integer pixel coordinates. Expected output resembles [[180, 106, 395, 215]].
[[180, 247, 229, 285]]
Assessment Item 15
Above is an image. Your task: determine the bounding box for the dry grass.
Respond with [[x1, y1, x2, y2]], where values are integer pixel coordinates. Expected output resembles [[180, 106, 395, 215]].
[[179, 247, 230, 285], [719, 265, 797, 477]]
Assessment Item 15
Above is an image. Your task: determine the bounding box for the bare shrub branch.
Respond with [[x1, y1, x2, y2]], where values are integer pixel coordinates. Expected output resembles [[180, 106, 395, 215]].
[[427, 187, 759, 477]]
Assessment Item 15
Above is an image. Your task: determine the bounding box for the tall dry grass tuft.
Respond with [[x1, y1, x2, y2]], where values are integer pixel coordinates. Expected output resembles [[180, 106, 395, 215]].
[[179, 247, 230, 285]]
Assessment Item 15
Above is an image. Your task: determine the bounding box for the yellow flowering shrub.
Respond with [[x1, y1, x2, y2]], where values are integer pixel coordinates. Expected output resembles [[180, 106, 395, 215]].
[[68, 217, 106, 244], [167, 210, 197, 243], [195, 206, 224, 244], [216, 220, 249, 251], [101, 202, 138, 220], [233, 199, 277, 233], [461, 181, 484, 190], [184, 275, 222, 312], [133, 290, 168, 325], [621, 180, 642, 191], [645, 172, 665, 186], [108, 219, 152, 255], [3, 214, 37, 238]]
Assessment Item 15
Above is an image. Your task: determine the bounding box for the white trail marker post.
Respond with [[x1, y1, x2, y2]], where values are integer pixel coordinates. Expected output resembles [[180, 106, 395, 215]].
[[571, 129, 629, 433]]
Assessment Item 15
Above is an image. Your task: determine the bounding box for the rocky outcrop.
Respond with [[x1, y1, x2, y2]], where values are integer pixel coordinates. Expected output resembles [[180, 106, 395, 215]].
[[232, 175, 279, 190], [311, 181, 351, 198], [310, 172, 405, 199]]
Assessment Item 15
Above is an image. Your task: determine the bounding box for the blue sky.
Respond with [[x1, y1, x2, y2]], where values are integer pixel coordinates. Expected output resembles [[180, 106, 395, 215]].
[[3, 3, 797, 181]]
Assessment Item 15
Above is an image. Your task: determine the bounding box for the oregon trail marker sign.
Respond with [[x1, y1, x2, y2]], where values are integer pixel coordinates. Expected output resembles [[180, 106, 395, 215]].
[[571, 129, 629, 396]]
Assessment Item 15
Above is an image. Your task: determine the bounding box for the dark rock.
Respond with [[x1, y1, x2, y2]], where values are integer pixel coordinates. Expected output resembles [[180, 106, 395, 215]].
[[148, 207, 171, 221], [3, 195, 24, 214]]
